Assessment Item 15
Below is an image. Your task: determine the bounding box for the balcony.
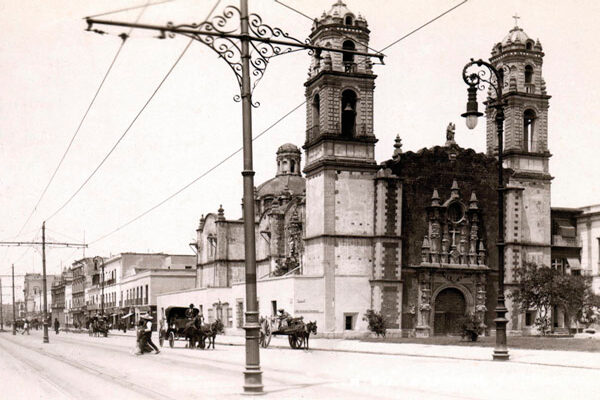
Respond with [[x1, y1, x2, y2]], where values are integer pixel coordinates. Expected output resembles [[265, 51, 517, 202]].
[[552, 235, 581, 247]]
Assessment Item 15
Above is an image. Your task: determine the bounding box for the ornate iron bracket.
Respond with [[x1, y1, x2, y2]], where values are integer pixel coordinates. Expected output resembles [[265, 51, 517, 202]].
[[462, 58, 507, 109], [86, 5, 384, 108]]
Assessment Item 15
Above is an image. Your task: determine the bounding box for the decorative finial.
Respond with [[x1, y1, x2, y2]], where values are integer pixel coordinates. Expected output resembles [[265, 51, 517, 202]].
[[431, 189, 441, 206], [450, 179, 460, 198], [393, 134, 402, 161], [445, 122, 456, 146], [469, 192, 479, 210], [217, 204, 225, 221], [512, 13, 520, 27]]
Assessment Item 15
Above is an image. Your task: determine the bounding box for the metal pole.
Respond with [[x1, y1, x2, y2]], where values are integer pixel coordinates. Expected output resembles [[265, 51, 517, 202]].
[[493, 104, 509, 360], [42, 222, 49, 343], [12, 265, 16, 335], [0, 277, 3, 331], [101, 260, 104, 317], [240, 0, 263, 394]]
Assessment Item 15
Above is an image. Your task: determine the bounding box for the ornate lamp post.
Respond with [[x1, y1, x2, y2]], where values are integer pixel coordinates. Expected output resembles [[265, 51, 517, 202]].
[[461, 58, 509, 361], [85, 1, 384, 393]]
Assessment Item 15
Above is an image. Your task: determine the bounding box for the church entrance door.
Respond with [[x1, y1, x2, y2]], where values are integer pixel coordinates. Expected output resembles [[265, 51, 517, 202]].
[[433, 288, 466, 336]]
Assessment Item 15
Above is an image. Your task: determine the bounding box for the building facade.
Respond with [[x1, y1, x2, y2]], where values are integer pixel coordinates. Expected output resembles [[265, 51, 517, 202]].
[[158, 1, 598, 337]]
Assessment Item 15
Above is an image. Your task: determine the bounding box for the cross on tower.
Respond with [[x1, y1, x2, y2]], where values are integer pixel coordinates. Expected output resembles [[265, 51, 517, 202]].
[[512, 13, 520, 27]]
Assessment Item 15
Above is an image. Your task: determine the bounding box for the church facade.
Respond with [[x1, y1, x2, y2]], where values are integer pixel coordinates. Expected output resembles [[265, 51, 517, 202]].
[[158, 1, 586, 337]]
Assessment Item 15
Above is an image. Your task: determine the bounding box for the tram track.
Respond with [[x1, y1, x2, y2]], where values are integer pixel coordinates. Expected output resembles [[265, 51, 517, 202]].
[[0, 334, 178, 400]]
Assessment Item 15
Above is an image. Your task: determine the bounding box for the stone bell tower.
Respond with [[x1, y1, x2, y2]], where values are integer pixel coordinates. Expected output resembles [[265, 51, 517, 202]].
[[487, 20, 552, 331], [303, 1, 379, 333]]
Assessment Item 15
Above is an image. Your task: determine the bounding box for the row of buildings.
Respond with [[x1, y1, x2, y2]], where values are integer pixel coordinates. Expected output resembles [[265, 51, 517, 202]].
[[22, 253, 196, 329]]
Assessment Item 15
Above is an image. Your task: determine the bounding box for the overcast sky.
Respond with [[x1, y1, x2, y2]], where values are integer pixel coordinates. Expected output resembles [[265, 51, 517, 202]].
[[1, 0, 599, 282]]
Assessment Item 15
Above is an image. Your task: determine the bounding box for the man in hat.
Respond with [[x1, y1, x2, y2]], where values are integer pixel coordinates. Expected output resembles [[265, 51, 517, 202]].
[[185, 303, 196, 320], [140, 313, 160, 354]]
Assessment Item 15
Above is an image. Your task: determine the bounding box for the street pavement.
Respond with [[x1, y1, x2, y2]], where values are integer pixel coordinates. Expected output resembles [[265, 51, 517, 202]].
[[0, 329, 598, 399]]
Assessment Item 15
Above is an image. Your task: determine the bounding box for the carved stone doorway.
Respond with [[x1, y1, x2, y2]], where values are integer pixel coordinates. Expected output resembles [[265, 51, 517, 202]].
[[433, 287, 466, 336]]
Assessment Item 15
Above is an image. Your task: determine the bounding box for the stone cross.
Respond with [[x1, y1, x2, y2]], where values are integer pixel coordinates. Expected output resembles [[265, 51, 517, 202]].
[[513, 13, 520, 27]]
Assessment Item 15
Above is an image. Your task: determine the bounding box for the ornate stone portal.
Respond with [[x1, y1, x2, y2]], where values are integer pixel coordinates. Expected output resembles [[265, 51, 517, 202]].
[[415, 180, 489, 337]]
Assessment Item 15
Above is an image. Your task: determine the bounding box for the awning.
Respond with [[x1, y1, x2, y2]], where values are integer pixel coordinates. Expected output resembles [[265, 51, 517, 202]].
[[121, 313, 133, 319], [566, 257, 581, 270]]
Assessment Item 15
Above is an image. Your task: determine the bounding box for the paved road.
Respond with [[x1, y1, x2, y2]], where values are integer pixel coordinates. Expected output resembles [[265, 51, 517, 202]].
[[0, 330, 598, 399]]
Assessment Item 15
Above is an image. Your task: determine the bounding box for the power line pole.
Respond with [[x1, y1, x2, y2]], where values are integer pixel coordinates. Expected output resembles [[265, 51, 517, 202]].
[[12, 264, 16, 335], [85, 1, 383, 394], [0, 224, 87, 343], [0, 277, 4, 331]]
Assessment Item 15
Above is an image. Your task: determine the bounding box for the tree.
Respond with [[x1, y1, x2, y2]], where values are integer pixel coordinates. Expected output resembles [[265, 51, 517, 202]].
[[510, 262, 597, 334]]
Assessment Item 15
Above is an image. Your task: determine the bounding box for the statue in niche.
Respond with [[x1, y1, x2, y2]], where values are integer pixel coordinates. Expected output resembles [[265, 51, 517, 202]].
[[445, 122, 456, 146]]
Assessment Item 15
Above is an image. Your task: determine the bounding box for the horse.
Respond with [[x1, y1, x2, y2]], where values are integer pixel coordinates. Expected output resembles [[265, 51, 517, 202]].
[[299, 321, 317, 350], [201, 319, 224, 349], [184, 315, 203, 348]]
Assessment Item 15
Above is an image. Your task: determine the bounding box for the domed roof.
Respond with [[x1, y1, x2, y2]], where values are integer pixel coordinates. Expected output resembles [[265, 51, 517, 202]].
[[501, 26, 530, 46], [327, 0, 353, 18], [256, 174, 305, 199], [277, 143, 301, 154]]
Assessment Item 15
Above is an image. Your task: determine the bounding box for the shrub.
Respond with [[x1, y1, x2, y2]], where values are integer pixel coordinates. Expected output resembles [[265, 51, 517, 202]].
[[460, 313, 483, 341], [363, 309, 387, 337]]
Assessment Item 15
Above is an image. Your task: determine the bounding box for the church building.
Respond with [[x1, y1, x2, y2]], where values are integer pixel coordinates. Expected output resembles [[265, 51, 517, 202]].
[[158, 1, 588, 337]]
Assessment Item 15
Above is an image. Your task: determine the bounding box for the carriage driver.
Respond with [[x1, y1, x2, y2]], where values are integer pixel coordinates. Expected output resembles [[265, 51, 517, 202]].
[[185, 304, 196, 320], [277, 309, 292, 330]]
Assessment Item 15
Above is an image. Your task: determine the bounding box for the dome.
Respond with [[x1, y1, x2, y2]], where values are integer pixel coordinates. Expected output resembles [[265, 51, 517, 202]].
[[501, 26, 530, 46], [327, 0, 354, 18], [256, 175, 305, 199], [277, 143, 301, 154]]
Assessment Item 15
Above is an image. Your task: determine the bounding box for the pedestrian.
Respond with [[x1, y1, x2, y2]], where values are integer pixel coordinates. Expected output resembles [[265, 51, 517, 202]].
[[141, 313, 159, 354], [54, 318, 60, 334], [22, 319, 29, 335]]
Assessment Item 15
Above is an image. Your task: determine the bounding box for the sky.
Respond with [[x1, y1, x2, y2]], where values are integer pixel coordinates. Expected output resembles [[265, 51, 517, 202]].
[[1, 0, 599, 285]]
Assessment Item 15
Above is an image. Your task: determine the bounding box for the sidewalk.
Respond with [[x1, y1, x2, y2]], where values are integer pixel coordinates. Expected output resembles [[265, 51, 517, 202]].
[[105, 329, 599, 370]]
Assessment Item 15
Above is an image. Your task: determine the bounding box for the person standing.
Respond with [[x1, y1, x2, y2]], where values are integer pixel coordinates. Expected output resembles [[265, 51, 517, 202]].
[[54, 318, 60, 334]]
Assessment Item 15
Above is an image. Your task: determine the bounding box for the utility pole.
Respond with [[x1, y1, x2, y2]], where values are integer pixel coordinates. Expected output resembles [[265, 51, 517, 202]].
[[0, 277, 4, 331], [42, 221, 49, 343], [85, 1, 383, 393], [12, 264, 16, 335], [0, 225, 87, 343]]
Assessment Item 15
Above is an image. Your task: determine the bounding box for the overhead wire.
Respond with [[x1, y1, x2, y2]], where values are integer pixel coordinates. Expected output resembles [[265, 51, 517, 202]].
[[90, 100, 305, 245], [86, 0, 176, 19], [46, 0, 223, 223], [15, 1, 152, 237]]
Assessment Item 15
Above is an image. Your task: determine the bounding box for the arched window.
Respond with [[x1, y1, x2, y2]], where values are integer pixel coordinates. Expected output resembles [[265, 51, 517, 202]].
[[342, 40, 355, 64], [290, 160, 295, 173], [525, 65, 533, 84], [523, 109, 536, 152], [345, 15, 353, 25], [312, 94, 320, 134], [526, 41, 533, 50], [341, 89, 357, 137]]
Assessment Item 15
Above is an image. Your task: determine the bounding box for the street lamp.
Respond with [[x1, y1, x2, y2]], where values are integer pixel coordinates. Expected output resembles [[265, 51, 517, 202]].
[[461, 58, 509, 361], [93, 256, 104, 317]]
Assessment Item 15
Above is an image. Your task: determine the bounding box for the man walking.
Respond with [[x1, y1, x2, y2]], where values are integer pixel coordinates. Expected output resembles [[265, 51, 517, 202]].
[[140, 314, 160, 354], [54, 318, 60, 334]]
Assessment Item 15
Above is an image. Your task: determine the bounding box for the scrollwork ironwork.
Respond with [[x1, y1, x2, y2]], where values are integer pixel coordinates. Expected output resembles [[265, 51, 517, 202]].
[[462, 58, 508, 107], [159, 5, 310, 106]]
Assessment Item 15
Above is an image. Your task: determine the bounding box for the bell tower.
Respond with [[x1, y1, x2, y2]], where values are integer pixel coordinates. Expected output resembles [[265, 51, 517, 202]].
[[488, 21, 552, 331], [303, 1, 379, 333]]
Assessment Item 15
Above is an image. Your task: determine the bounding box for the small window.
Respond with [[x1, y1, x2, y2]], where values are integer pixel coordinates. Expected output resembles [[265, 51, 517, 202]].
[[345, 15, 353, 25], [525, 311, 535, 326], [344, 314, 354, 330], [523, 109, 536, 152], [290, 160, 295, 173], [526, 41, 533, 50]]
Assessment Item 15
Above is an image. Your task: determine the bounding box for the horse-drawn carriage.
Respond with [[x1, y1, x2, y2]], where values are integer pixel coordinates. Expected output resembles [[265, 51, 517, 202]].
[[259, 314, 317, 350], [159, 306, 196, 348], [159, 306, 224, 349], [88, 315, 109, 337]]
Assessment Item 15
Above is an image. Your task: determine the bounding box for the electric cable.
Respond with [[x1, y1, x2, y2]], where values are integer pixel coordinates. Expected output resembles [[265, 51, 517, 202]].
[[15, 2, 152, 237], [46, 0, 222, 223], [86, 0, 176, 19], [90, 100, 305, 245]]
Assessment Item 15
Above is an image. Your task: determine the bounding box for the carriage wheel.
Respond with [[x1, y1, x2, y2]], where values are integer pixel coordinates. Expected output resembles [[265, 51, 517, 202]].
[[168, 331, 175, 348], [259, 320, 272, 348], [288, 334, 301, 349]]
